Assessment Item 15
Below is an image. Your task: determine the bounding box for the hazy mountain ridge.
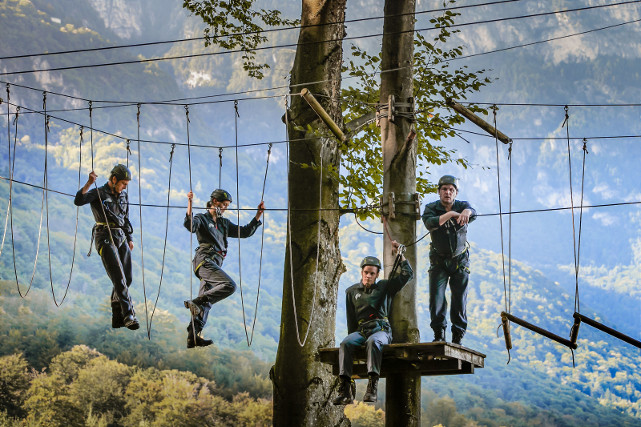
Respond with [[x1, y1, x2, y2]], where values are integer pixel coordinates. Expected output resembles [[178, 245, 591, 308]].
[[1, 0, 640, 423]]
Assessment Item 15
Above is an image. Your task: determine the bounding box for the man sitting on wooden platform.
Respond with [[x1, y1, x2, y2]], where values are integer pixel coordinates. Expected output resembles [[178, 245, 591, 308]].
[[332, 241, 413, 405]]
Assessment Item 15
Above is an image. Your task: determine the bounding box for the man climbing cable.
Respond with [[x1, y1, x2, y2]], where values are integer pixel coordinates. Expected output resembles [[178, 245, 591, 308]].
[[74, 164, 139, 330], [422, 175, 476, 345], [183, 189, 265, 349], [333, 241, 413, 405]]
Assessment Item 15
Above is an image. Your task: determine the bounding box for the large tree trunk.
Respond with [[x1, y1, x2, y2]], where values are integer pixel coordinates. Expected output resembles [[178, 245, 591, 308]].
[[379, 0, 421, 426], [272, 1, 347, 426]]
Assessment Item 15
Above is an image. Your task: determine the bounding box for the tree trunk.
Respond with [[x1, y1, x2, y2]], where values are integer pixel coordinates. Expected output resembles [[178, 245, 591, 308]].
[[272, 1, 347, 426], [380, 0, 421, 426]]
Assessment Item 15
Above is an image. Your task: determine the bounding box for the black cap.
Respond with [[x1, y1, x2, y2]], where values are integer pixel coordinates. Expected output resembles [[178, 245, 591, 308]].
[[210, 189, 232, 203], [110, 164, 132, 181]]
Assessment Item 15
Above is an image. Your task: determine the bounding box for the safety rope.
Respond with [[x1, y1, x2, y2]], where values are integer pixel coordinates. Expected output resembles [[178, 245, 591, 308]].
[[0, 84, 12, 256], [136, 104, 150, 335], [563, 106, 580, 314], [284, 95, 321, 347], [185, 105, 197, 345], [148, 143, 176, 338], [88, 101, 132, 317], [218, 147, 223, 188], [248, 142, 272, 345], [493, 106, 509, 314]]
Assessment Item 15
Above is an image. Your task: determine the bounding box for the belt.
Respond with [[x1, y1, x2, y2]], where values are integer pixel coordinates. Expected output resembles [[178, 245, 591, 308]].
[[87, 222, 122, 256], [431, 245, 468, 259]]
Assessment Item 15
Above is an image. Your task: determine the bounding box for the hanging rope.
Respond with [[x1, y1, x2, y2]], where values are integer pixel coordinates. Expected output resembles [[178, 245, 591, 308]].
[[284, 95, 321, 347], [218, 147, 223, 188], [493, 106, 509, 314], [247, 142, 272, 345], [185, 104, 197, 346], [507, 140, 513, 314], [233, 100, 254, 346], [41, 95, 80, 306], [135, 104, 151, 335], [0, 84, 12, 256], [563, 105, 580, 315], [574, 137, 589, 314], [148, 143, 176, 338], [10, 96, 47, 299]]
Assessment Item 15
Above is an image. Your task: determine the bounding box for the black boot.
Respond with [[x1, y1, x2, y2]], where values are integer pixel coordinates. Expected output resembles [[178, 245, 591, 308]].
[[363, 373, 379, 403], [433, 327, 446, 342], [111, 302, 125, 328], [452, 329, 464, 345], [123, 314, 140, 330], [332, 376, 354, 405], [187, 332, 213, 349]]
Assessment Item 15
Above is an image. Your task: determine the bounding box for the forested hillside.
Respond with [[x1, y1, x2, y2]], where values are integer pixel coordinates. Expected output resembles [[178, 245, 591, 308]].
[[1, 0, 640, 425]]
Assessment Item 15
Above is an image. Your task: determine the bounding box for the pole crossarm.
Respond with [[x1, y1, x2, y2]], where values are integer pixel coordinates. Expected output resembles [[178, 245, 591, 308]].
[[447, 99, 512, 144], [501, 312, 577, 350], [571, 312, 641, 349], [300, 88, 346, 142]]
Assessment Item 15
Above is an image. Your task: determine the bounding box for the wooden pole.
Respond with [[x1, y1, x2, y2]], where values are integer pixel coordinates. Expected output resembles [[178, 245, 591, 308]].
[[301, 88, 346, 142], [447, 99, 512, 144], [380, 0, 420, 425]]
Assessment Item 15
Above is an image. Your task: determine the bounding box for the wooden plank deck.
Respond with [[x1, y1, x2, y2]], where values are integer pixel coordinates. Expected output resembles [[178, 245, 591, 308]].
[[318, 342, 486, 379]]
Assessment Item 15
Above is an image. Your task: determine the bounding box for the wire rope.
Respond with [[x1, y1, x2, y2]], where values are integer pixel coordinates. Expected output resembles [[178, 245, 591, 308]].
[[493, 106, 509, 314], [185, 105, 198, 345], [0, 84, 12, 256]]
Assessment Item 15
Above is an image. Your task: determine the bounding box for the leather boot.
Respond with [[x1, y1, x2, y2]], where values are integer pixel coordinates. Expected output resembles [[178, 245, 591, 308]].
[[123, 314, 140, 330], [363, 374, 379, 403], [332, 376, 354, 405], [187, 332, 214, 349], [433, 327, 446, 342], [111, 301, 125, 328], [452, 329, 465, 345]]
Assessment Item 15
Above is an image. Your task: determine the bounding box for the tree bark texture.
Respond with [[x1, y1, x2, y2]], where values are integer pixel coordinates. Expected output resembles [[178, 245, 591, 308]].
[[379, 0, 421, 426], [272, 1, 348, 426]]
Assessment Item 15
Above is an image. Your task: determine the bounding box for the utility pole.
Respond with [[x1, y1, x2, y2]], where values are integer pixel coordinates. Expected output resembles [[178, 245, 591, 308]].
[[379, 0, 420, 426]]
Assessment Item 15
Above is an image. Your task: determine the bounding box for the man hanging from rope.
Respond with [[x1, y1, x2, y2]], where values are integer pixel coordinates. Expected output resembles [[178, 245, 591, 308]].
[[333, 240, 413, 405], [74, 164, 139, 330], [183, 189, 265, 349], [422, 175, 476, 345]]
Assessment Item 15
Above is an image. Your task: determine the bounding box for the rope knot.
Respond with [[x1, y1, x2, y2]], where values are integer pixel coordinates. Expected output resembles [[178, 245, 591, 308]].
[[13, 107, 20, 124], [42, 92, 47, 109], [234, 100, 240, 117], [184, 105, 190, 122], [582, 138, 589, 154], [169, 143, 175, 162]]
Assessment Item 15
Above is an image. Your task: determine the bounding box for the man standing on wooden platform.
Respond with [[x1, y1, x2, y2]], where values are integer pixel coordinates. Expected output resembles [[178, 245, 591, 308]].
[[332, 241, 413, 405], [422, 175, 476, 345]]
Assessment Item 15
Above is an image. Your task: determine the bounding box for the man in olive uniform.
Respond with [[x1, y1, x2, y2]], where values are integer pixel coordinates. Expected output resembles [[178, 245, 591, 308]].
[[422, 175, 476, 345], [74, 164, 139, 330], [183, 189, 265, 348], [333, 241, 413, 405]]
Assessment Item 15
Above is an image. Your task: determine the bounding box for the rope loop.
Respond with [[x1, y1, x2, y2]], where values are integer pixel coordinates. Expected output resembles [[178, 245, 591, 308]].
[[42, 91, 47, 109], [13, 107, 20, 124], [582, 138, 589, 154], [234, 99, 239, 117]]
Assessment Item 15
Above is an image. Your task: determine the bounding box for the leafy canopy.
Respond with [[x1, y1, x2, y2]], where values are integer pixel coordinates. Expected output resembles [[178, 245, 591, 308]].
[[340, 4, 491, 217]]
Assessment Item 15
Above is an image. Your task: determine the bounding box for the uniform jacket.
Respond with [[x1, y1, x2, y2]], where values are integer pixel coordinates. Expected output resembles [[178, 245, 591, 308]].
[[422, 200, 476, 257], [184, 212, 261, 270], [345, 260, 414, 334], [74, 183, 133, 247]]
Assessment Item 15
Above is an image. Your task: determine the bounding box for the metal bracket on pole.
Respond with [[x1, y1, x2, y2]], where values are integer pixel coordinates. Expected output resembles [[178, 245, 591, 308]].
[[447, 99, 512, 144], [380, 192, 396, 222], [388, 94, 395, 123], [413, 193, 421, 220], [300, 88, 346, 142]]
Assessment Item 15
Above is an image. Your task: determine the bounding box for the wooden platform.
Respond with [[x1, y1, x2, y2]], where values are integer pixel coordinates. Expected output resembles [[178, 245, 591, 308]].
[[318, 342, 486, 379]]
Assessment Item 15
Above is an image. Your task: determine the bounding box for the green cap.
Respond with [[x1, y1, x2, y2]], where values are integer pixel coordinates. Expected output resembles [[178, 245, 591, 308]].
[[360, 256, 382, 270], [438, 175, 458, 190]]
